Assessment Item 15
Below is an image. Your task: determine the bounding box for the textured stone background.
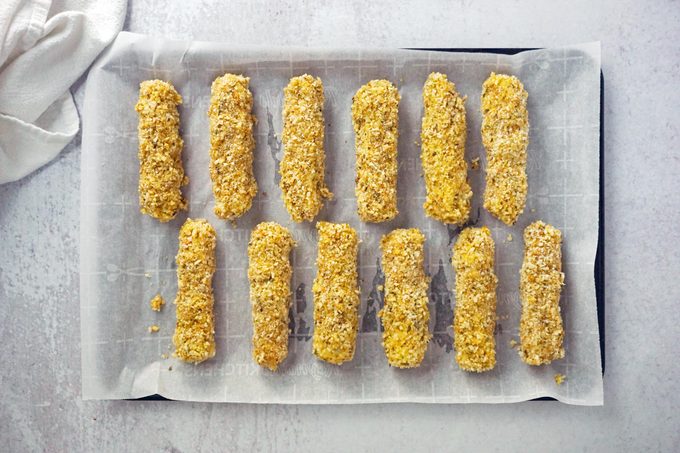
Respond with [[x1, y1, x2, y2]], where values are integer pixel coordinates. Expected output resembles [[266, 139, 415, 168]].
[[1, 0, 678, 451]]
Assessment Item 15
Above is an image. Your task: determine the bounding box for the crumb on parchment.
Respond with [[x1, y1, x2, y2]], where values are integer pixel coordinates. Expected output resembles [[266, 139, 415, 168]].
[[471, 157, 480, 170], [554, 373, 566, 385], [506, 233, 513, 242], [148, 325, 159, 333], [150, 294, 165, 312]]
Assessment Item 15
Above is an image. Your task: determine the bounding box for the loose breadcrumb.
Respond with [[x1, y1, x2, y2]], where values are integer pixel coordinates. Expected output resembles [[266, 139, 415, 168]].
[[209, 73, 257, 220], [312, 222, 360, 365], [510, 339, 519, 349], [554, 373, 567, 385], [161, 353, 168, 359], [471, 157, 480, 170], [135, 80, 187, 222], [452, 227, 498, 372], [379, 229, 431, 368], [248, 222, 296, 371], [150, 294, 165, 312], [481, 73, 529, 225], [280, 75, 332, 222], [421, 72, 472, 225], [519, 221, 565, 365], [172, 219, 217, 363], [353, 80, 400, 222], [148, 325, 160, 333], [506, 233, 513, 242]]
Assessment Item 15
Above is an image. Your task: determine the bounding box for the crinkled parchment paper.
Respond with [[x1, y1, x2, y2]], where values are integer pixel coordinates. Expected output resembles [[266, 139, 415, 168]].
[[80, 32, 603, 404]]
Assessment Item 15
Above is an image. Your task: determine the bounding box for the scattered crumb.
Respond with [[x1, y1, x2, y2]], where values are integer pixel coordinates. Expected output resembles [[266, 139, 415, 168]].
[[510, 339, 519, 349], [148, 325, 160, 333], [377, 285, 384, 292], [150, 294, 165, 312], [161, 353, 168, 359], [471, 157, 480, 170], [506, 233, 513, 242], [554, 373, 567, 385], [531, 208, 536, 213], [144, 272, 151, 278]]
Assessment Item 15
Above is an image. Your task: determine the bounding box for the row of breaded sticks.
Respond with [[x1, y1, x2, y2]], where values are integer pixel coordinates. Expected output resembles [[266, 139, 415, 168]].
[[172, 218, 564, 372], [135, 71, 528, 227]]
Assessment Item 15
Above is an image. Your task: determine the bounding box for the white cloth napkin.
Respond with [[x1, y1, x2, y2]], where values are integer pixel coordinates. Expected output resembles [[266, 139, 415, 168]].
[[0, 0, 127, 184]]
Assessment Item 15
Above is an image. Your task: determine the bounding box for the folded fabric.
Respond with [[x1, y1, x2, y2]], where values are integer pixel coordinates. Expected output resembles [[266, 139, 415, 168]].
[[0, 0, 127, 184]]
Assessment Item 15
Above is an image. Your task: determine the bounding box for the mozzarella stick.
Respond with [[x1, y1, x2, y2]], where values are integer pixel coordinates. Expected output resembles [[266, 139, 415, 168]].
[[135, 80, 187, 222], [209, 74, 257, 220], [481, 73, 529, 225], [353, 80, 400, 222], [248, 222, 296, 371], [421, 72, 472, 225], [519, 221, 565, 365], [280, 74, 332, 222], [379, 228, 431, 368], [312, 222, 360, 365], [452, 226, 498, 372], [172, 219, 216, 363]]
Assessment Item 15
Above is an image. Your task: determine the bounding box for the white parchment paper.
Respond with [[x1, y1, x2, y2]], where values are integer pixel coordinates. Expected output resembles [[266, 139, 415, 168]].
[[80, 32, 603, 404]]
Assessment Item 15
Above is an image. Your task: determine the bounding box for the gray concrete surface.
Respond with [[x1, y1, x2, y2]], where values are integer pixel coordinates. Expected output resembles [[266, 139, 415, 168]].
[[1, 0, 678, 451]]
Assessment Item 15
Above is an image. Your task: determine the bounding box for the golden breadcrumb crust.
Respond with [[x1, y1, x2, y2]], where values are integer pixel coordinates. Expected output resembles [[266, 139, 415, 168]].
[[280, 74, 332, 222], [312, 222, 360, 365], [481, 73, 529, 225], [352, 80, 400, 222], [452, 226, 498, 372], [135, 80, 187, 222], [519, 221, 565, 365], [172, 219, 217, 363], [379, 228, 431, 368], [209, 74, 257, 220], [248, 222, 296, 370], [421, 72, 472, 224], [150, 294, 165, 312]]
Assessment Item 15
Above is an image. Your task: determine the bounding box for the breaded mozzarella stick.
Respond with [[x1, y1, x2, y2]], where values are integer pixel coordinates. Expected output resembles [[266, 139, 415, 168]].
[[280, 74, 332, 222], [379, 228, 431, 368], [519, 221, 565, 365], [352, 80, 400, 222], [452, 226, 498, 372], [421, 72, 472, 225], [481, 73, 529, 225], [312, 222, 360, 365], [135, 80, 187, 222], [248, 222, 296, 370], [209, 74, 257, 220], [172, 219, 216, 363]]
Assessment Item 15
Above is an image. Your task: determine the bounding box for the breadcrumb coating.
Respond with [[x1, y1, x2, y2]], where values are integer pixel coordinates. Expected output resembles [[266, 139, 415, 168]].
[[135, 80, 187, 222], [312, 222, 360, 365], [519, 221, 565, 365], [421, 72, 472, 224], [280, 75, 332, 222], [452, 227, 498, 372], [481, 73, 529, 225], [172, 219, 216, 363], [248, 222, 296, 371], [209, 74, 257, 220], [353, 80, 400, 222], [150, 294, 165, 312], [379, 228, 431, 368]]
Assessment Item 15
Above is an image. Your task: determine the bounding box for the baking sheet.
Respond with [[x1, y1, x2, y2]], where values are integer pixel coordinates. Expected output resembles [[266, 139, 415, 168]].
[[80, 32, 603, 404]]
